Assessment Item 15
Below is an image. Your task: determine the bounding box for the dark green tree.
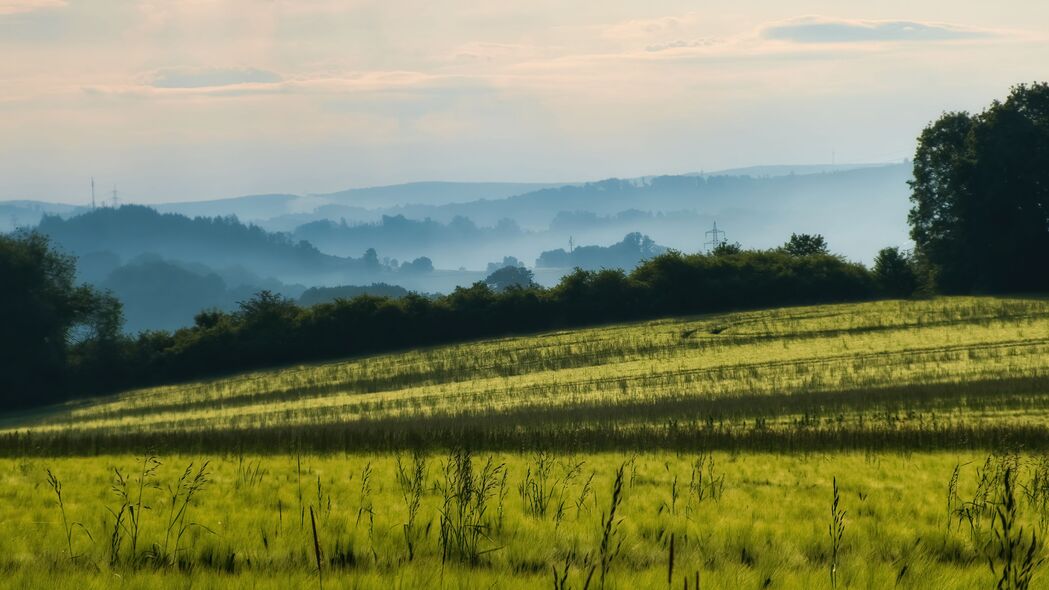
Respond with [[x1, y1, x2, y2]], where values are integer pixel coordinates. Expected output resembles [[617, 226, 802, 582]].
[[485, 265, 535, 292], [909, 83, 1049, 292], [399, 256, 434, 274], [236, 290, 298, 327], [711, 242, 743, 256], [781, 233, 830, 257], [0, 231, 123, 406], [872, 247, 919, 298]]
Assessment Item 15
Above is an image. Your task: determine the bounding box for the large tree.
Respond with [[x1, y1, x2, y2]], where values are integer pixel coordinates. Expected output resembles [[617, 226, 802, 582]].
[[0, 231, 122, 406], [909, 83, 1049, 292], [781, 233, 830, 257], [485, 265, 535, 292]]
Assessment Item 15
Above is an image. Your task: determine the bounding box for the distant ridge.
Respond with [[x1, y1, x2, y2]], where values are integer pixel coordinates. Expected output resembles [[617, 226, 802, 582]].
[[691, 162, 900, 178], [1, 163, 901, 227], [316, 181, 572, 208]]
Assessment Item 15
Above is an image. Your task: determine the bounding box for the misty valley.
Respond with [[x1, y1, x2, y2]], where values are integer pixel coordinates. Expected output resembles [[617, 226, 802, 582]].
[[5, 164, 909, 332]]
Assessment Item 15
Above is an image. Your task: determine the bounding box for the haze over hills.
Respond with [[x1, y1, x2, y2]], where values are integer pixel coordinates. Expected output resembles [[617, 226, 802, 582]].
[[5, 162, 915, 332], [9, 162, 915, 273], [0, 162, 894, 231], [316, 181, 570, 209], [0, 200, 87, 233], [372, 163, 913, 267], [154, 162, 914, 268], [688, 163, 898, 178]]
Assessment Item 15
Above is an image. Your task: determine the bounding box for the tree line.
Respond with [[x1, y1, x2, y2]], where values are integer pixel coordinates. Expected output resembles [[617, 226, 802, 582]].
[[2, 229, 916, 408]]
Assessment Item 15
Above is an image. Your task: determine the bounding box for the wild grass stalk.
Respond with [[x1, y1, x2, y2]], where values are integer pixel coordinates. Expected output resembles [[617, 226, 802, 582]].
[[437, 449, 505, 564], [310, 506, 323, 590], [396, 452, 426, 560], [597, 464, 626, 590], [161, 461, 211, 567], [46, 469, 91, 562], [989, 466, 1044, 590], [829, 476, 846, 589]]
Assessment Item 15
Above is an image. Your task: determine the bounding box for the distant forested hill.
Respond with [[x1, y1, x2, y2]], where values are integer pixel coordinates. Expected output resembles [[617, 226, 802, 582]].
[[146, 182, 568, 225], [316, 181, 568, 208], [292, 215, 524, 259], [35, 205, 380, 284], [299, 283, 412, 306], [536, 232, 666, 270], [391, 164, 911, 227], [0, 200, 85, 232]]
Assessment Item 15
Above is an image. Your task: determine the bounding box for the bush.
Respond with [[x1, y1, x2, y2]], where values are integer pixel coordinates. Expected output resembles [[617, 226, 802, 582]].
[[873, 247, 919, 298]]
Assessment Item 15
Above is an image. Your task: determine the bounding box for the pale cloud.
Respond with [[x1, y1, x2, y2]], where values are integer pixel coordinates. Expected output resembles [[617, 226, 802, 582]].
[[0, 0, 64, 15], [761, 16, 996, 44], [452, 42, 547, 63], [603, 14, 698, 40], [644, 39, 720, 53], [148, 66, 282, 89], [83, 70, 485, 100]]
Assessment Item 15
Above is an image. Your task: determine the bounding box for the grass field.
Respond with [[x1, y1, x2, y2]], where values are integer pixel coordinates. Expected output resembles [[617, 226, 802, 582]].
[[3, 296, 1049, 587]]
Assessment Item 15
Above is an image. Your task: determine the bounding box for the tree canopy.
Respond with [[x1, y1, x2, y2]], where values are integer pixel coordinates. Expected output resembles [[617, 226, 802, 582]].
[[781, 233, 830, 257], [485, 265, 535, 292], [0, 232, 122, 406], [909, 83, 1049, 293]]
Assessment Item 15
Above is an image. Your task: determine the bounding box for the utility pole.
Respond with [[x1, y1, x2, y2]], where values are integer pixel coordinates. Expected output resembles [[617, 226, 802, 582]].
[[704, 221, 726, 253]]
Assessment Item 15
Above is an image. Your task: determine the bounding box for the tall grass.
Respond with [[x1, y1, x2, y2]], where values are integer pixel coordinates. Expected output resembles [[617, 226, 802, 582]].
[[3, 297, 1047, 456], [12, 451, 1048, 587]]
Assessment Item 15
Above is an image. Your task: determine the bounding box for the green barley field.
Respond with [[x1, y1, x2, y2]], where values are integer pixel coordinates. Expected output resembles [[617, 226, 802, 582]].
[[3, 296, 1049, 588]]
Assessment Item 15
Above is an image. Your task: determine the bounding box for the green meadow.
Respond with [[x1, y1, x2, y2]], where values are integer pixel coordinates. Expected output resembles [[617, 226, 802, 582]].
[[3, 296, 1049, 588]]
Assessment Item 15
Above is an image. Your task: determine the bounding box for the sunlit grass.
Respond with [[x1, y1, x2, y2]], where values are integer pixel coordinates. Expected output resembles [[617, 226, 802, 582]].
[[0, 451, 1037, 589], [3, 295, 1049, 586], [5, 296, 1048, 449]]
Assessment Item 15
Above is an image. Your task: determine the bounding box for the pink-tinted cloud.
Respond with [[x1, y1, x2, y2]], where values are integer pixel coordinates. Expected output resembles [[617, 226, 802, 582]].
[[761, 16, 996, 44], [0, 0, 65, 15]]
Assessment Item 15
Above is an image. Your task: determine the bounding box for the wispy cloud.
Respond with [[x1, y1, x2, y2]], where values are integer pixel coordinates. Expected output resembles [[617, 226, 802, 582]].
[[761, 16, 995, 44], [603, 14, 698, 40], [644, 39, 720, 53], [85, 70, 484, 100], [148, 66, 283, 89], [452, 42, 546, 62], [0, 0, 64, 16]]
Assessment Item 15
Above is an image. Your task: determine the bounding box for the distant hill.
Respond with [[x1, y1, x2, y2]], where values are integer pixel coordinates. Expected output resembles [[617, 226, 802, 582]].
[[0, 200, 86, 232], [8, 162, 914, 270], [34, 205, 383, 285], [536, 232, 667, 271], [390, 164, 910, 225], [316, 181, 570, 208], [153, 193, 300, 221], [291, 215, 524, 261], [379, 164, 913, 264], [146, 181, 570, 226], [691, 162, 898, 178], [299, 283, 412, 306]]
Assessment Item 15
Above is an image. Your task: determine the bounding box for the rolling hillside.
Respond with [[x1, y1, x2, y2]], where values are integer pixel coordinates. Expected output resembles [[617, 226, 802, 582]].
[[4, 296, 1048, 589], [7, 296, 1047, 453]]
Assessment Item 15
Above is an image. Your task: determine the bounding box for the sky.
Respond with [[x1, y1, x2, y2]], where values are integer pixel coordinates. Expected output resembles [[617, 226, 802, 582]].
[[1, 0, 1047, 204]]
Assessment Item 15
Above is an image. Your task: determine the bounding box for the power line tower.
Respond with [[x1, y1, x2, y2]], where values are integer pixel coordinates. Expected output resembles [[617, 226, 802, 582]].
[[91, 177, 96, 209], [568, 236, 574, 254], [704, 221, 726, 253], [111, 186, 120, 208]]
